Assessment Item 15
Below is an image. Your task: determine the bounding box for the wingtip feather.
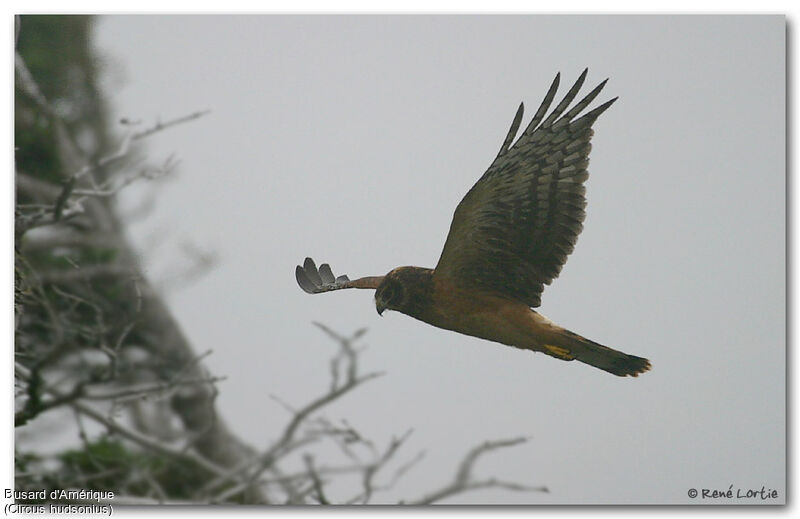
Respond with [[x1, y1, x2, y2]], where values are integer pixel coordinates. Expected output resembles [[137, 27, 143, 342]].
[[296, 265, 317, 293]]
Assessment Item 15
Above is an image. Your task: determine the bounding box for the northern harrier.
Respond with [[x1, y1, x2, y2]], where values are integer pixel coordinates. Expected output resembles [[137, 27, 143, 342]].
[[296, 70, 650, 377]]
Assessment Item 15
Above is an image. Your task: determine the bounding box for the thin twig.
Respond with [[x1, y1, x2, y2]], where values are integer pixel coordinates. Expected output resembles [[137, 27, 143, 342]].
[[303, 455, 329, 504], [403, 437, 547, 504], [349, 429, 414, 504]]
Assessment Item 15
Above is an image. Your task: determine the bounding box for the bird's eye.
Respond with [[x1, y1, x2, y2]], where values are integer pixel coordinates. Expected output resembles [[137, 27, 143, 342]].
[[381, 281, 405, 304]]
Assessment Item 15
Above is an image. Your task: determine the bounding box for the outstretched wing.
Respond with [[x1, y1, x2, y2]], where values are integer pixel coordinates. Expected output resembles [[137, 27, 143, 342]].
[[434, 69, 616, 308], [296, 257, 383, 294]]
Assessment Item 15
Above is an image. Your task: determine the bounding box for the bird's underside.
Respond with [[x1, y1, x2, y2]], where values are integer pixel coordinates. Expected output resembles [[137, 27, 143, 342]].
[[295, 70, 651, 377]]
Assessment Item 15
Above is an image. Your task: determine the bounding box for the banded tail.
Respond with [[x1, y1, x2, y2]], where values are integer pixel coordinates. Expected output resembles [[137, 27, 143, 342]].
[[543, 329, 651, 377]]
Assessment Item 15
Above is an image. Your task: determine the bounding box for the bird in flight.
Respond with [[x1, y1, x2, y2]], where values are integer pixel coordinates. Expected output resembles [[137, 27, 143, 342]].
[[296, 69, 650, 377]]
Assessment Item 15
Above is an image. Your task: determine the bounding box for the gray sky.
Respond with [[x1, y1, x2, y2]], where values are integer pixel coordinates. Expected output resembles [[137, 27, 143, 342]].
[[94, 15, 784, 504]]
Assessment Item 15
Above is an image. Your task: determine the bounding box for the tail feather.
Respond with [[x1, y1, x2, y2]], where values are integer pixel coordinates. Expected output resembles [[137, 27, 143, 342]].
[[544, 330, 651, 377]]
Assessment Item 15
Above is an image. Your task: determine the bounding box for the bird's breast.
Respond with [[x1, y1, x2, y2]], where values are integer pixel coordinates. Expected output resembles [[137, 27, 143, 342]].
[[412, 276, 559, 348]]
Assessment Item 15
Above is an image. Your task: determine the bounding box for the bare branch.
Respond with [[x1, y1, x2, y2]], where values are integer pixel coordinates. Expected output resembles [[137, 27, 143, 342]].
[[131, 110, 211, 140], [303, 455, 329, 504], [348, 429, 414, 504], [83, 375, 227, 402], [15, 362, 228, 480], [63, 111, 205, 187], [403, 437, 548, 504], [201, 326, 383, 498], [15, 42, 264, 503]]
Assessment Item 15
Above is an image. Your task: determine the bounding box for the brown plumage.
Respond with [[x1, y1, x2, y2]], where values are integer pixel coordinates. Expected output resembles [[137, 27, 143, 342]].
[[296, 70, 650, 377]]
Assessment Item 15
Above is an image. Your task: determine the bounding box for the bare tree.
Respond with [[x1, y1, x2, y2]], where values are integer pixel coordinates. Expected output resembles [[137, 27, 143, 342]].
[[14, 15, 547, 505]]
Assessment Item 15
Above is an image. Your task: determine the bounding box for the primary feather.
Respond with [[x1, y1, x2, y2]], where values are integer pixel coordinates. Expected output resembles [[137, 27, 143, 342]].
[[435, 69, 616, 307]]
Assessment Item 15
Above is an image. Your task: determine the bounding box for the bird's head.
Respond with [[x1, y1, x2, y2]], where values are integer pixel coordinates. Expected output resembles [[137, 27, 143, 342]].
[[374, 266, 434, 318], [374, 270, 407, 316]]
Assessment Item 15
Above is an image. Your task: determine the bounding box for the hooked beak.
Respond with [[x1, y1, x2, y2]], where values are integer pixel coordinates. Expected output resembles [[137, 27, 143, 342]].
[[375, 298, 387, 316]]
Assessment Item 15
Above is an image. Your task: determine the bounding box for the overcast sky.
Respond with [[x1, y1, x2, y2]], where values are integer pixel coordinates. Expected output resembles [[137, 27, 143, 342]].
[[92, 15, 784, 504]]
